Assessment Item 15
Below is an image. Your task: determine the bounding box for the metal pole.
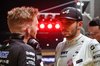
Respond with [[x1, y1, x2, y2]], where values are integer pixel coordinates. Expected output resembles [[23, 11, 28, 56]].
[[39, 1, 75, 13], [80, 0, 83, 14]]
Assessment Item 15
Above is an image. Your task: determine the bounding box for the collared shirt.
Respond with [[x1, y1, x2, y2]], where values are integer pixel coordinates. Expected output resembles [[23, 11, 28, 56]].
[[55, 33, 100, 66], [57, 34, 84, 66]]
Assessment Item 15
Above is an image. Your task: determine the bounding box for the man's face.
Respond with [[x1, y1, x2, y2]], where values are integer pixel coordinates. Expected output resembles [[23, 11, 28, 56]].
[[60, 18, 78, 39], [89, 26, 100, 42], [30, 16, 39, 38]]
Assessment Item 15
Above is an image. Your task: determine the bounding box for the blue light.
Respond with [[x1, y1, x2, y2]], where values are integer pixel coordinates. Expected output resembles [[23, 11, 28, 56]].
[[42, 57, 55, 63]]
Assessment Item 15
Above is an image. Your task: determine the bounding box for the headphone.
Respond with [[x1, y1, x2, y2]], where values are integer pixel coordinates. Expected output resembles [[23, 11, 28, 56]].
[[27, 38, 40, 50]]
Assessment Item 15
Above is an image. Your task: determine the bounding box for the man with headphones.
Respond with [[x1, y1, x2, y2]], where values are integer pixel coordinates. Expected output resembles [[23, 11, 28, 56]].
[[55, 7, 100, 66], [0, 7, 39, 66]]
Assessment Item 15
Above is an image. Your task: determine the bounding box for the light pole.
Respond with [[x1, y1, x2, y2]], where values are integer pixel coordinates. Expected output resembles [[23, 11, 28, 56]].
[[80, 0, 83, 14]]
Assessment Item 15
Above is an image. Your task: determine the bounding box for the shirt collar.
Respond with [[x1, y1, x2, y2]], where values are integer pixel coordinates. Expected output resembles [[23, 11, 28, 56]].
[[9, 33, 24, 40], [67, 34, 83, 45]]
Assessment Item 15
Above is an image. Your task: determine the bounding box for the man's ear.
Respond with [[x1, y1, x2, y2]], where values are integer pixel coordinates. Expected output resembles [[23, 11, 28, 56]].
[[77, 21, 83, 30], [25, 25, 30, 38]]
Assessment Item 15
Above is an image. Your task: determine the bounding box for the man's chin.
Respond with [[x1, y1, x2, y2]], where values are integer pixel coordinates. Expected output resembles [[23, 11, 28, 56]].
[[63, 34, 70, 38]]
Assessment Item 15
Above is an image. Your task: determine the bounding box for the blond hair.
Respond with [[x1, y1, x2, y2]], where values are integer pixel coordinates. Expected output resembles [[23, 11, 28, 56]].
[[7, 6, 38, 32]]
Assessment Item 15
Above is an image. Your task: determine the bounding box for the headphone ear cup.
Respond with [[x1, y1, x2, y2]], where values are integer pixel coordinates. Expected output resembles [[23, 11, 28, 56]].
[[27, 38, 40, 50]]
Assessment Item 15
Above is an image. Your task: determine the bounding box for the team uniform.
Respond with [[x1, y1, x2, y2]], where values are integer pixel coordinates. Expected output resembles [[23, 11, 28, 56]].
[[55, 34, 100, 66], [0, 33, 36, 66]]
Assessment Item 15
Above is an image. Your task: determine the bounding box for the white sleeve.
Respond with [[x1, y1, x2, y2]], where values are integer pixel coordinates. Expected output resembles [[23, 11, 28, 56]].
[[54, 42, 61, 66], [89, 39, 100, 66], [54, 41, 66, 66]]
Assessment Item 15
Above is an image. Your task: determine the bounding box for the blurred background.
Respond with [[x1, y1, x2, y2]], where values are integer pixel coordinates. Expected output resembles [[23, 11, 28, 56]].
[[0, 0, 100, 66]]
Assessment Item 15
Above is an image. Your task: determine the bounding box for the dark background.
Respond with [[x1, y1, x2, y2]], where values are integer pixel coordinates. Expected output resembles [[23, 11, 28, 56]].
[[0, 0, 88, 49]]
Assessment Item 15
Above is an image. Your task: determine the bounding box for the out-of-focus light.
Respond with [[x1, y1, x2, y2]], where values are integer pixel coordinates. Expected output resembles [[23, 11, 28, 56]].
[[75, 0, 77, 3], [77, 2, 84, 6], [40, 24, 45, 29], [81, 3, 84, 6], [42, 57, 55, 63], [56, 38, 58, 41], [42, 19, 45, 21], [48, 24, 52, 29], [50, 19, 52, 21], [77, 2, 80, 5], [55, 24, 60, 29], [47, 44, 49, 46]]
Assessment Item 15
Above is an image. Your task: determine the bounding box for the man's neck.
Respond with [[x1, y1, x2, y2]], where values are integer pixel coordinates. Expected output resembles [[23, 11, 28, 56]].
[[67, 33, 80, 41], [23, 38, 29, 44], [11, 32, 30, 44]]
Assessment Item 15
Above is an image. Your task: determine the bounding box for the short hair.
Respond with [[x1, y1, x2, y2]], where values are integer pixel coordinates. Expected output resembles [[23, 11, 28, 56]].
[[89, 17, 100, 26], [7, 6, 38, 30]]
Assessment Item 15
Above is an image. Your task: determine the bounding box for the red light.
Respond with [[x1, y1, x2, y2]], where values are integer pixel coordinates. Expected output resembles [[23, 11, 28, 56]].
[[40, 24, 45, 29], [55, 24, 60, 29], [48, 24, 52, 29], [75, 0, 77, 3]]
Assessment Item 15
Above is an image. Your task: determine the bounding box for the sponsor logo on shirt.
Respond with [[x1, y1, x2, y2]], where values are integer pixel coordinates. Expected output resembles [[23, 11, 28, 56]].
[[0, 51, 9, 64], [26, 51, 35, 65], [67, 59, 73, 66], [90, 43, 100, 50], [26, 51, 35, 56], [60, 56, 67, 58], [61, 51, 68, 55], [26, 60, 35, 65], [0, 51, 9, 58], [76, 59, 83, 64], [93, 54, 100, 59], [0, 59, 9, 64]]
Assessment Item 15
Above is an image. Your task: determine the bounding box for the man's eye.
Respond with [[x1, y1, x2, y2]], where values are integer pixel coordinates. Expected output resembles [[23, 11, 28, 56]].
[[90, 33, 96, 35], [68, 21, 73, 24], [92, 34, 96, 35]]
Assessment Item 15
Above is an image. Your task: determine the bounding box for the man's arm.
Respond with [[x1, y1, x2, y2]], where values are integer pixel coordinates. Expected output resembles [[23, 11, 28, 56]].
[[54, 41, 66, 66], [90, 39, 100, 66], [18, 46, 36, 66]]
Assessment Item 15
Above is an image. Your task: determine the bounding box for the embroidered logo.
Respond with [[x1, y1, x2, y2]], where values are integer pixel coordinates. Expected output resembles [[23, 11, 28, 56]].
[[62, 10, 70, 14], [67, 59, 73, 66], [76, 59, 83, 64]]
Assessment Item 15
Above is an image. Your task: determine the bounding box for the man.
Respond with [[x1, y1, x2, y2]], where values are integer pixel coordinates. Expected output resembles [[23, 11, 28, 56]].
[[55, 7, 100, 66], [0, 6, 38, 66], [88, 17, 100, 42]]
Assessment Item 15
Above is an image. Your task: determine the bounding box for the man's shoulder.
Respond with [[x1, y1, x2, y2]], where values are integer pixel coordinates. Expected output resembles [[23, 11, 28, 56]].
[[17, 42, 34, 51], [9, 40, 34, 51], [18, 43, 33, 50], [56, 41, 66, 50], [58, 41, 66, 46], [82, 35, 95, 42], [82, 35, 99, 46]]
